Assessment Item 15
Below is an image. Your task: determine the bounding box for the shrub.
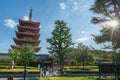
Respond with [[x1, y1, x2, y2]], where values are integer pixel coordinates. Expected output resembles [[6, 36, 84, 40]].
[[0, 59, 11, 63], [0, 66, 39, 73], [64, 66, 98, 73], [39, 77, 100, 80]]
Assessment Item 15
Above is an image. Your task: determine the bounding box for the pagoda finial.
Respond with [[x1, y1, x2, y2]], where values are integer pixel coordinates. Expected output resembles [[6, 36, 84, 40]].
[[29, 8, 32, 21]]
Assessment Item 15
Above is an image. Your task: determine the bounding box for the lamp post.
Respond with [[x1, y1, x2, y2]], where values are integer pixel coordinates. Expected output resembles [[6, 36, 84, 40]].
[[23, 65, 27, 80]]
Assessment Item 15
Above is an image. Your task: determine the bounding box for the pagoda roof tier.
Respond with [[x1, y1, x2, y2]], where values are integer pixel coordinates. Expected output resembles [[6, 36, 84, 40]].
[[11, 45, 40, 52], [16, 31, 40, 38], [18, 26, 40, 31], [19, 19, 40, 28], [14, 38, 40, 46]]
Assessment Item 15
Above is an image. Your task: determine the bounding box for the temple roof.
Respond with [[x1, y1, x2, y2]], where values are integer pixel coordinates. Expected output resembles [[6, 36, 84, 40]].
[[11, 45, 41, 52], [36, 54, 54, 60], [11, 9, 41, 52], [19, 19, 40, 27], [18, 25, 40, 31], [16, 31, 40, 37], [14, 39, 40, 46], [14, 38, 40, 43]]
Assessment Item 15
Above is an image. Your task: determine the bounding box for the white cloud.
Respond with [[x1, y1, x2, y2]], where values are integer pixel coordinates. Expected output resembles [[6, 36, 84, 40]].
[[76, 37, 90, 43], [81, 31, 85, 34], [23, 16, 29, 21], [72, 1, 79, 11], [39, 25, 42, 28], [59, 1, 81, 19], [4, 19, 17, 28], [59, 0, 92, 18], [60, 3, 66, 10]]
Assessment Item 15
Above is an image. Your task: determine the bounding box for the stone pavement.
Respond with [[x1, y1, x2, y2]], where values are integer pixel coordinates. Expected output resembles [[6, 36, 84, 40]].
[[0, 77, 38, 80]]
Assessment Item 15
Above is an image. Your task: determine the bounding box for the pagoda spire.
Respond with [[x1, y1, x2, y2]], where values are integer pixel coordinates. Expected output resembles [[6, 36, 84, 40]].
[[29, 8, 32, 21]]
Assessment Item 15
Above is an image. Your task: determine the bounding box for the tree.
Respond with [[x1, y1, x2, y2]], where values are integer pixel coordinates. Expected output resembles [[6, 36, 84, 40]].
[[19, 46, 36, 66], [91, 47, 114, 62], [8, 49, 19, 69], [76, 43, 95, 68], [18, 45, 36, 80], [113, 50, 120, 64], [64, 47, 77, 64], [47, 20, 73, 75], [90, 0, 120, 63], [90, 0, 120, 49]]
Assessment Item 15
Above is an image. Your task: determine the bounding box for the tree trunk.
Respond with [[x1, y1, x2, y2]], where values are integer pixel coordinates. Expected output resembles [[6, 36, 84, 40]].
[[59, 55, 64, 76], [83, 61, 85, 69]]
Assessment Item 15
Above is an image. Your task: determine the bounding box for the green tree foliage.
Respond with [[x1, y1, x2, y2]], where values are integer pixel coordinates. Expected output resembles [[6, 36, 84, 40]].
[[47, 20, 73, 74], [18, 46, 36, 66], [113, 51, 120, 64], [90, 0, 120, 63], [91, 47, 114, 61], [76, 43, 95, 68], [8, 49, 19, 69], [90, 0, 120, 49], [64, 47, 77, 64], [8, 49, 19, 63]]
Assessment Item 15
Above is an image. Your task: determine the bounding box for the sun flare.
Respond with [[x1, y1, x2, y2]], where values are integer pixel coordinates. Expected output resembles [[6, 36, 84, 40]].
[[108, 20, 118, 28]]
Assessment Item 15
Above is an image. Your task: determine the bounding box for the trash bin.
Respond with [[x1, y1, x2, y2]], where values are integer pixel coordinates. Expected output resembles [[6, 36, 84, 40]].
[[7, 76, 13, 80]]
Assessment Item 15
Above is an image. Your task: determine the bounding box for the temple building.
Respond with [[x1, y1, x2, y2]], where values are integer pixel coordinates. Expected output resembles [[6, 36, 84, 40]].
[[11, 9, 40, 52]]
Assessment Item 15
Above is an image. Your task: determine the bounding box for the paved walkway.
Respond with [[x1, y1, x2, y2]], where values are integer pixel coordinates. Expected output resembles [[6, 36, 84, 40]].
[[0, 77, 38, 80], [0, 73, 99, 80], [0, 72, 99, 80]]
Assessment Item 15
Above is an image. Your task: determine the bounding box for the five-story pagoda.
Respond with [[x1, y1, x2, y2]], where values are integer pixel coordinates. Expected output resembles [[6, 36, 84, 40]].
[[11, 9, 40, 52]]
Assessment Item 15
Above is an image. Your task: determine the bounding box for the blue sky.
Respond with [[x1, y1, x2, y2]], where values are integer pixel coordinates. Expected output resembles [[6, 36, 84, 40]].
[[0, 0, 103, 54]]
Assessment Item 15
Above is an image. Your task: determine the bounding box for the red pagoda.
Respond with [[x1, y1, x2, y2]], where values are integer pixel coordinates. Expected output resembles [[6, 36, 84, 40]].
[[11, 9, 40, 52]]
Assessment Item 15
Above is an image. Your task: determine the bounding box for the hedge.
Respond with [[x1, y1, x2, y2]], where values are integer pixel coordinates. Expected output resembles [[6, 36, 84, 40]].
[[39, 77, 100, 80]]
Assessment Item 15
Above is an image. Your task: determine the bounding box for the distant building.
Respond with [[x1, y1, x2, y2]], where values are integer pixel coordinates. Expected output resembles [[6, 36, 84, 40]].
[[36, 54, 54, 68], [0, 9, 55, 67], [0, 53, 10, 59], [0, 53, 54, 67], [11, 8, 41, 52]]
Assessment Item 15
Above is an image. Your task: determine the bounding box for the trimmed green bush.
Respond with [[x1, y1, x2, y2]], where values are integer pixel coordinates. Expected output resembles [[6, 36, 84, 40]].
[[39, 77, 100, 80], [0, 65, 39, 73], [64, 66, 98, 73], [0, 59, 11, 63], [64, 66, 98, 69], [39, 77, 116, 80]]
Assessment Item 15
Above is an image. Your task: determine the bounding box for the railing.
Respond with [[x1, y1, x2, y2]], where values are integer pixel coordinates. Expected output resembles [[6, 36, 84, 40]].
[[98, 63, 120, 80]]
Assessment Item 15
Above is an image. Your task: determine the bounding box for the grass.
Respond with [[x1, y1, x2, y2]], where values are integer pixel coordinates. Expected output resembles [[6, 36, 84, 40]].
[[39, 77, 99, 80], [0, 65, 116, 80], [38, 77, 115, 80], [0, 69, 39, 73], [64, 66, 98, 70], [0, 65, 39, 73], [64, 66, 98, 73], [0, 65, 99, 73]]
